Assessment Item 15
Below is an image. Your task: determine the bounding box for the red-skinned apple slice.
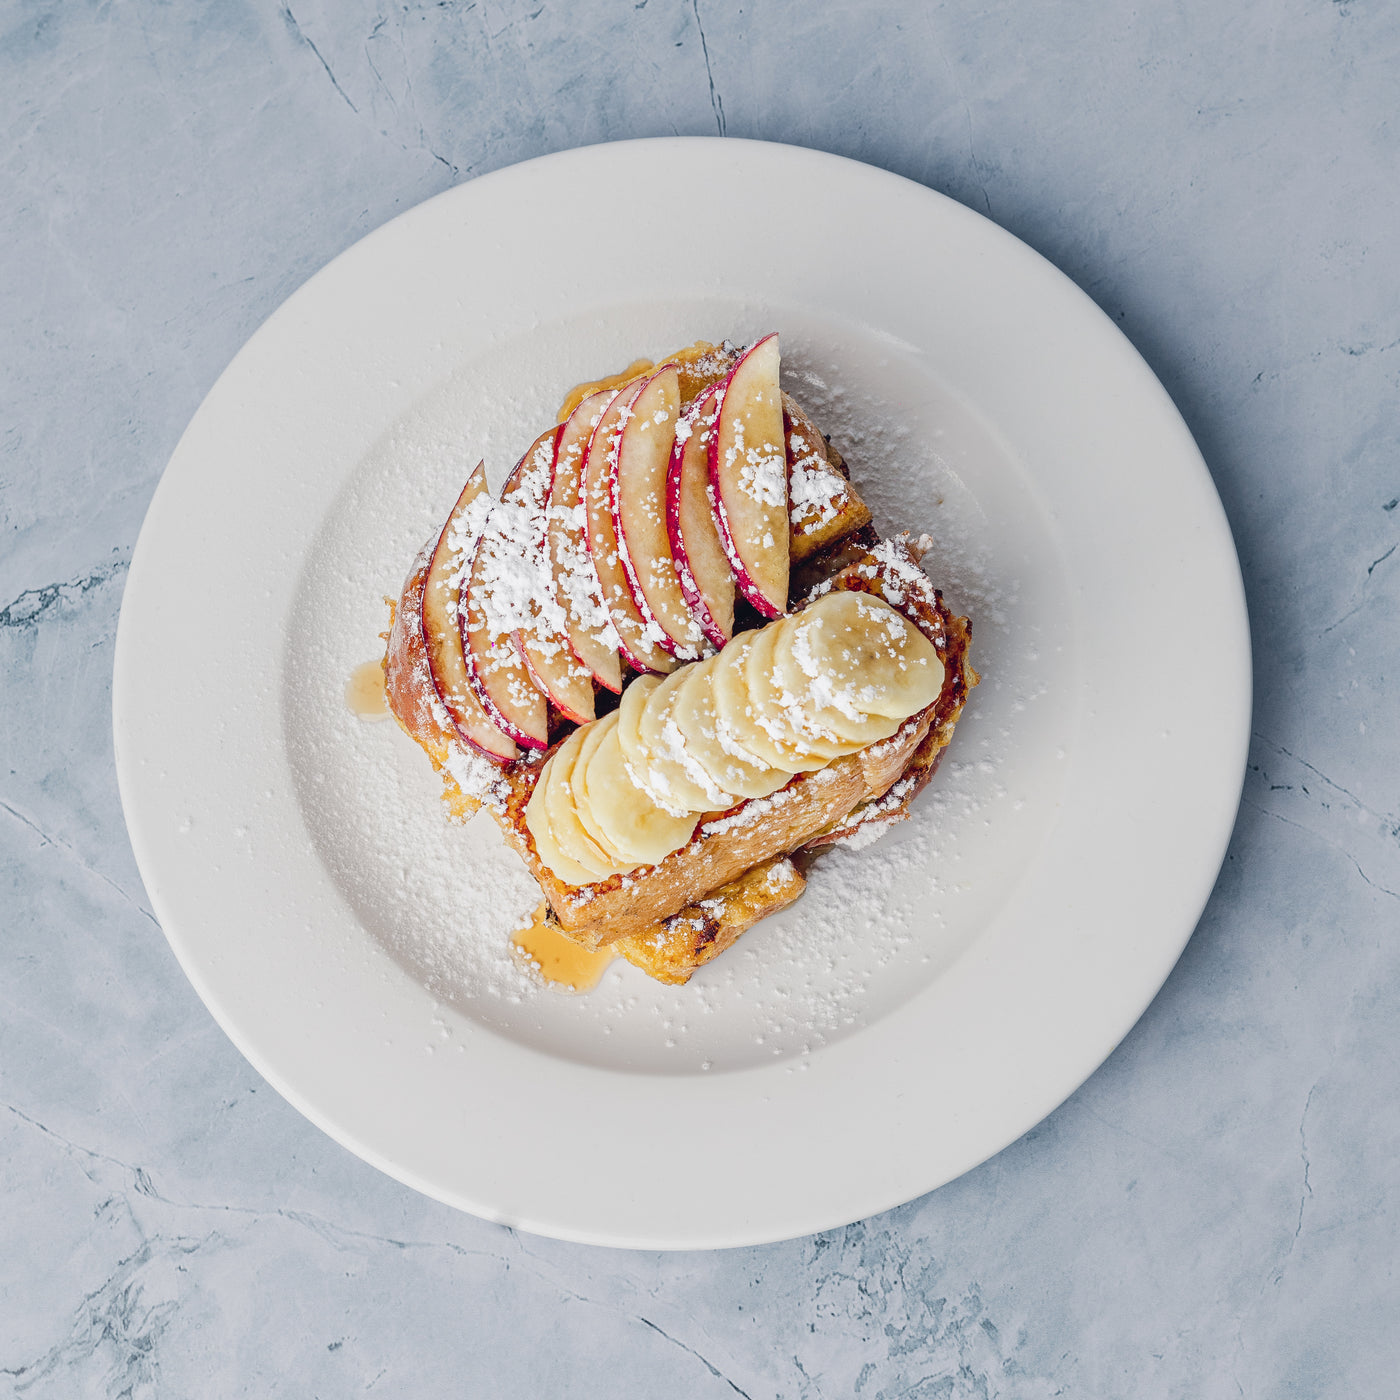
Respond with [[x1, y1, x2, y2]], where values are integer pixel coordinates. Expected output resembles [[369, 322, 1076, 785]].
[[582, 381, 677, 675], [546, 389, 625, 694], [708, 333, 789, 618], [500, 424, 559, 517], [460, 482, 551, 752], [500, 426, 597, 725], [611, 366, 710, 660], [666, 381, 735, 651], [420, 461, 517, 763]]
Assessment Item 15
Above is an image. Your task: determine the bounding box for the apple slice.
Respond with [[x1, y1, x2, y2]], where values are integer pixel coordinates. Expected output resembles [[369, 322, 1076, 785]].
[[500, 424, 559, 519], [420, 461, 517, 763], [708, 333, 790, 618], [582, 381, 677, 675], [501, 426, 597, 725], [546, 389, 625, 694], [666, 381, 735, 651], [460, 484, 551, 752], [612, 366, 709, 661]]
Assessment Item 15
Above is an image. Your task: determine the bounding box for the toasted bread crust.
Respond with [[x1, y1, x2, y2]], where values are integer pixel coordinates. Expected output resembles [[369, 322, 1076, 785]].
[[384, 556, 488, 823], [385, 554, 453, 767], [500, 711, 933, 949], [612, 857, 807, 984]]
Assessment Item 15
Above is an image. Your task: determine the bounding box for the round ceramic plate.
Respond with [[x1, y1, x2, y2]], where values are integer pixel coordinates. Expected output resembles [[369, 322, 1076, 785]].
[[114, 138, 1249, 1249]]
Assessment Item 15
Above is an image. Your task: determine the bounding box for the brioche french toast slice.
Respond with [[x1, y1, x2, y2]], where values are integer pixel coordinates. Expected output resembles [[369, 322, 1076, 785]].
[[385, 533, 973, 968], [543, 701, 956, 986], [489, 537, 975, 952], [487, 539, 974, 978]]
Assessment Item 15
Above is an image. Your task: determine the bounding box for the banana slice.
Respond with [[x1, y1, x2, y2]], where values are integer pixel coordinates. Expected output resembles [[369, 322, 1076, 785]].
[[527, 732, 616, 884], [776, 662, 901, 752], [568, 710, 632, 864], [615, 672, 681, 813], [577, 712, 699, 867], [540, 728, 622, 878], [778, 591, 945, 743], [750, 617, 867, 762], [616, 671, 664, 762], [708, 631, 803, 775], [634, 664, 738, 813], [734, 623, 829, 773], [707, 632, 760, 751], [525, 789, 599, 886], [669, 655, 791, 800]]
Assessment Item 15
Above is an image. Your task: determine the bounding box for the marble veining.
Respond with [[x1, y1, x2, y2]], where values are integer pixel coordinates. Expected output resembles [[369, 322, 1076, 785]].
[[3, 0, 1397, 1395]]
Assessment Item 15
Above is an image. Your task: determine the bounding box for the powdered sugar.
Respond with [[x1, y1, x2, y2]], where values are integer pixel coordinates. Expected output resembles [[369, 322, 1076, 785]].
[[658, 713, 732, 809], [726, 413, 787, 509], [443, 738, 510, 809], [787, 440, 849, 528], [472, 499, 546, 635]]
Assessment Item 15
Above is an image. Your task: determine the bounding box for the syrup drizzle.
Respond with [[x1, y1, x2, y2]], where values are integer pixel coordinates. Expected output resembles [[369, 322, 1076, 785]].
[[556, 357, 655, 424], [513, 904, 616, 993], [346, 659, 389, 720]]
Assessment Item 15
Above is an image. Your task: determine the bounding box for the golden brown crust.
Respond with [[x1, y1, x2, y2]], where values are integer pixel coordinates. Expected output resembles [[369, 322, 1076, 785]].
[[612, 858, 807, 985], [385, 555, 453, 766], [555, 341, 741, 423], [802, 723, 946, 852]]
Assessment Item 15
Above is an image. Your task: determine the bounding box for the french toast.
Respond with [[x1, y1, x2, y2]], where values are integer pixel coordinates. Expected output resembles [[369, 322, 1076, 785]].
[[381, 337, 977, 984]]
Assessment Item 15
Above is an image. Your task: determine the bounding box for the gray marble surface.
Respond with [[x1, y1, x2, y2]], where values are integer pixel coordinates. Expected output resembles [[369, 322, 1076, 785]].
[[3, 0, 1397, 1394]]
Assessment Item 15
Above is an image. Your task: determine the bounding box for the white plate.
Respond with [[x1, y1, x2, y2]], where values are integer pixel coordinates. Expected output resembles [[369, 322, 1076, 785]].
[[114, 138, 1249, 1249]]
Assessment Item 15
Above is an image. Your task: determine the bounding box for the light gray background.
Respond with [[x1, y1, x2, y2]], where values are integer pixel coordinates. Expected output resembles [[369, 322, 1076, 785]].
[[3, 1, 1397, 1395]]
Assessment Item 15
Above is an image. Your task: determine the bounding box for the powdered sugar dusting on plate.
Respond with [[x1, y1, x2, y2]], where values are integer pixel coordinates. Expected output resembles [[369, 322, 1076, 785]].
[[283, 303, 1072, 1074]]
